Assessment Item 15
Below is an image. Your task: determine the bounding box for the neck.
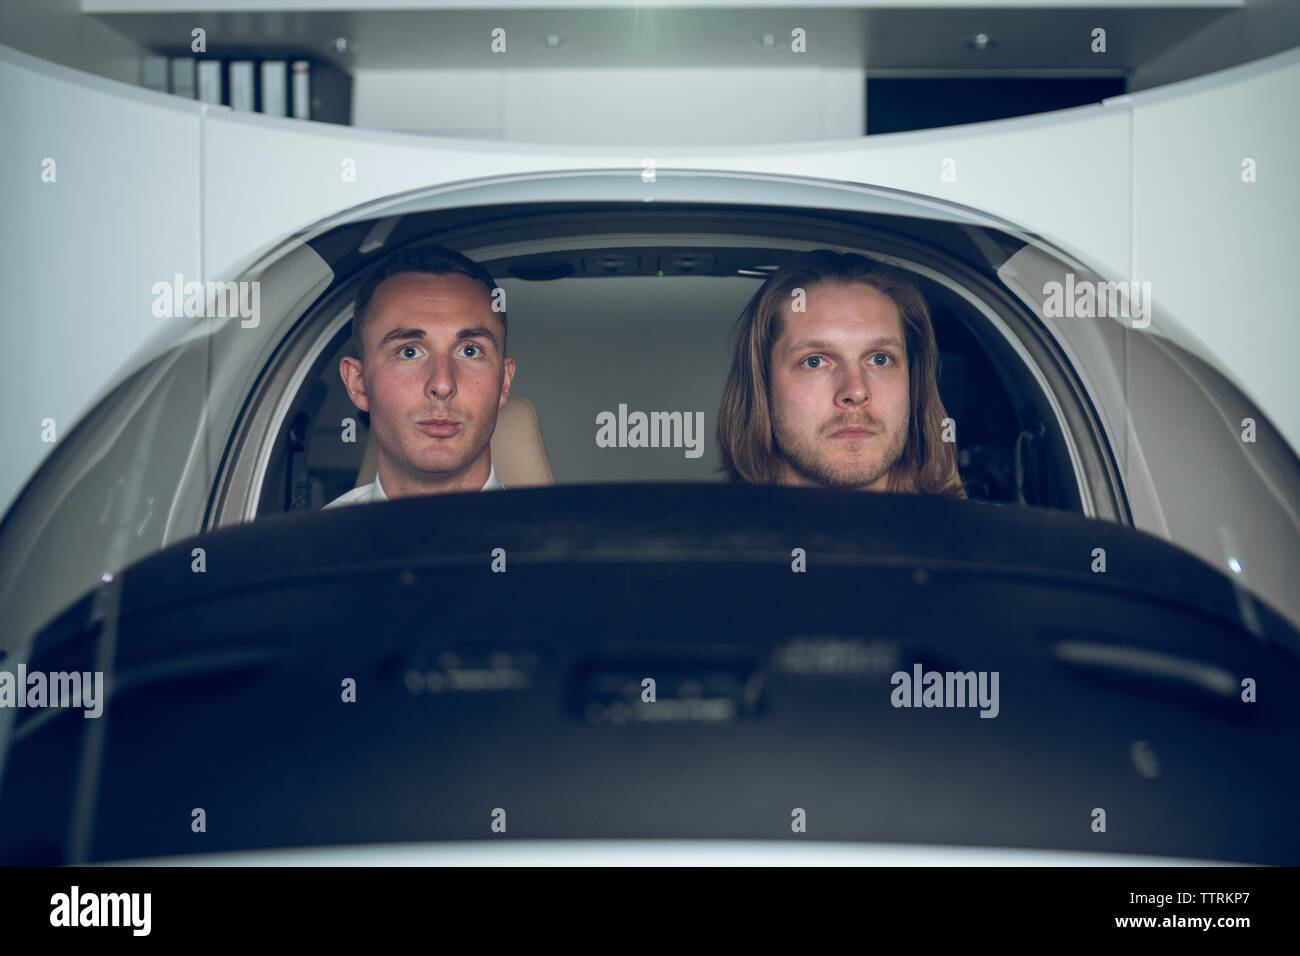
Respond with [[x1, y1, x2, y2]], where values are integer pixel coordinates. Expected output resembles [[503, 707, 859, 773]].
[[775, 458, 893, 492], [378, 452, 491, 498]]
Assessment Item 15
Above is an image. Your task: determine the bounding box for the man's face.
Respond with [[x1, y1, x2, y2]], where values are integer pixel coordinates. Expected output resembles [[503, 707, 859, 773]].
[[768, 281, 910, 490], [340, 272, 513, 493]]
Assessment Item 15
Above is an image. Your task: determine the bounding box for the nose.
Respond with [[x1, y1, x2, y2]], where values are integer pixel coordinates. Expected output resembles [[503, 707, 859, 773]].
[[836, 362, 870, 406], [425, 351, 457, 400]]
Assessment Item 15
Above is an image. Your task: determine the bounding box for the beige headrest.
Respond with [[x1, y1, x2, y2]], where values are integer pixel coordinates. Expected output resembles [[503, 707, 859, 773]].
[[355, 395, 554, 489]]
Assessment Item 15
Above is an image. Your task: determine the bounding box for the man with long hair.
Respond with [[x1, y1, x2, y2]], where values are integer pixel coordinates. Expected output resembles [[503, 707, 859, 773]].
[[716, 249, 965, 497]]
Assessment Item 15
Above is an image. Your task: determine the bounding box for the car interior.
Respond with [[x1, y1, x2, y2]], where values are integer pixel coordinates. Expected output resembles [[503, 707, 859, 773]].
[[259, 239, 1080, 517]]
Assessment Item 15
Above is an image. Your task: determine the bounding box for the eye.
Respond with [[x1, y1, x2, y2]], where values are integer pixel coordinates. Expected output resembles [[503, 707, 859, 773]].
[[461, 344, 483, 358], [398, 345, 422, 359], [801, 355, 826, 369], [870, 353, 894, 367]]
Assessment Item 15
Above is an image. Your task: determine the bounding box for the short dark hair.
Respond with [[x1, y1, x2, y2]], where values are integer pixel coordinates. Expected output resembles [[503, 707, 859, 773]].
[[350, 244, 505, 359]]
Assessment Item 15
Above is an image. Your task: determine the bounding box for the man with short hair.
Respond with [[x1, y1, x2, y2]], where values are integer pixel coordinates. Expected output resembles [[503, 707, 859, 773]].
[[716, 249, 965, 497], [325, 245, 514, 508]]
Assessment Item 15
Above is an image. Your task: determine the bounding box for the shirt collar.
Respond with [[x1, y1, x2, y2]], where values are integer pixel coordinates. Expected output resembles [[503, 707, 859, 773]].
[[373, 464, 502, 500]]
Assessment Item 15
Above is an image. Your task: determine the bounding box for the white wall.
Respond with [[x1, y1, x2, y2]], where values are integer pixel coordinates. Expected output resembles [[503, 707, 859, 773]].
[[200, 101, 1130, 305], [1, 39, 1298, 518], [1124, 50, 1300, 463], [0, 44, 202, 518], [352, 67, 866, 144]]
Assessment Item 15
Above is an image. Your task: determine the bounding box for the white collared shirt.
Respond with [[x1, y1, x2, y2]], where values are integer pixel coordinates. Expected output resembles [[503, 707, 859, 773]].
[[323, 464, 506, 509]]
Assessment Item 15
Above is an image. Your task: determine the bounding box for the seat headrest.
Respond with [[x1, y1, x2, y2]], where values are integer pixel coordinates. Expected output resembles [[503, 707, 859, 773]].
[[355, 395, 553, 489]]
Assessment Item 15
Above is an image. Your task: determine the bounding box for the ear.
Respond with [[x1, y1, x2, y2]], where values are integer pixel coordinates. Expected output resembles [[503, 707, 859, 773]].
[[498, 356, 516, 410], [339, 355, 370, 413]]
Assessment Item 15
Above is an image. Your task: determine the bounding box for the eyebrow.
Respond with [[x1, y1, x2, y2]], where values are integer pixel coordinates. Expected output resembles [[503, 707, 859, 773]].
[[784, 336, 905, 356], [377, 326, 499, 348]]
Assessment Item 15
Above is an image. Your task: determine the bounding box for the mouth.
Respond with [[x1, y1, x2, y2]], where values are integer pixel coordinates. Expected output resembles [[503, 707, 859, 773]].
[[416, 419, 461, 438], [829, 426, 876, 440]]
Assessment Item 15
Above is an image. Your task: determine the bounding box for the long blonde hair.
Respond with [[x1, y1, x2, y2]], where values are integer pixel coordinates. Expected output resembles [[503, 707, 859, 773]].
[[716, 250, 966, 497]]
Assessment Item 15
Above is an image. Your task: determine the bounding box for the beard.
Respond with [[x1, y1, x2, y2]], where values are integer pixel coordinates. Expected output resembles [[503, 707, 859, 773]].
[[772, 410, 909, 490]]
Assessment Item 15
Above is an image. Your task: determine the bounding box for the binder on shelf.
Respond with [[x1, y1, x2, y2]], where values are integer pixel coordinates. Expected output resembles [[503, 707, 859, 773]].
[[229, 60, 255, 112], [261, 61, 287, 117], [304, 59, 353, 125], [170, 58, 196, 99], [197, 60, 223, 105], [291, 60, 311, 119]]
